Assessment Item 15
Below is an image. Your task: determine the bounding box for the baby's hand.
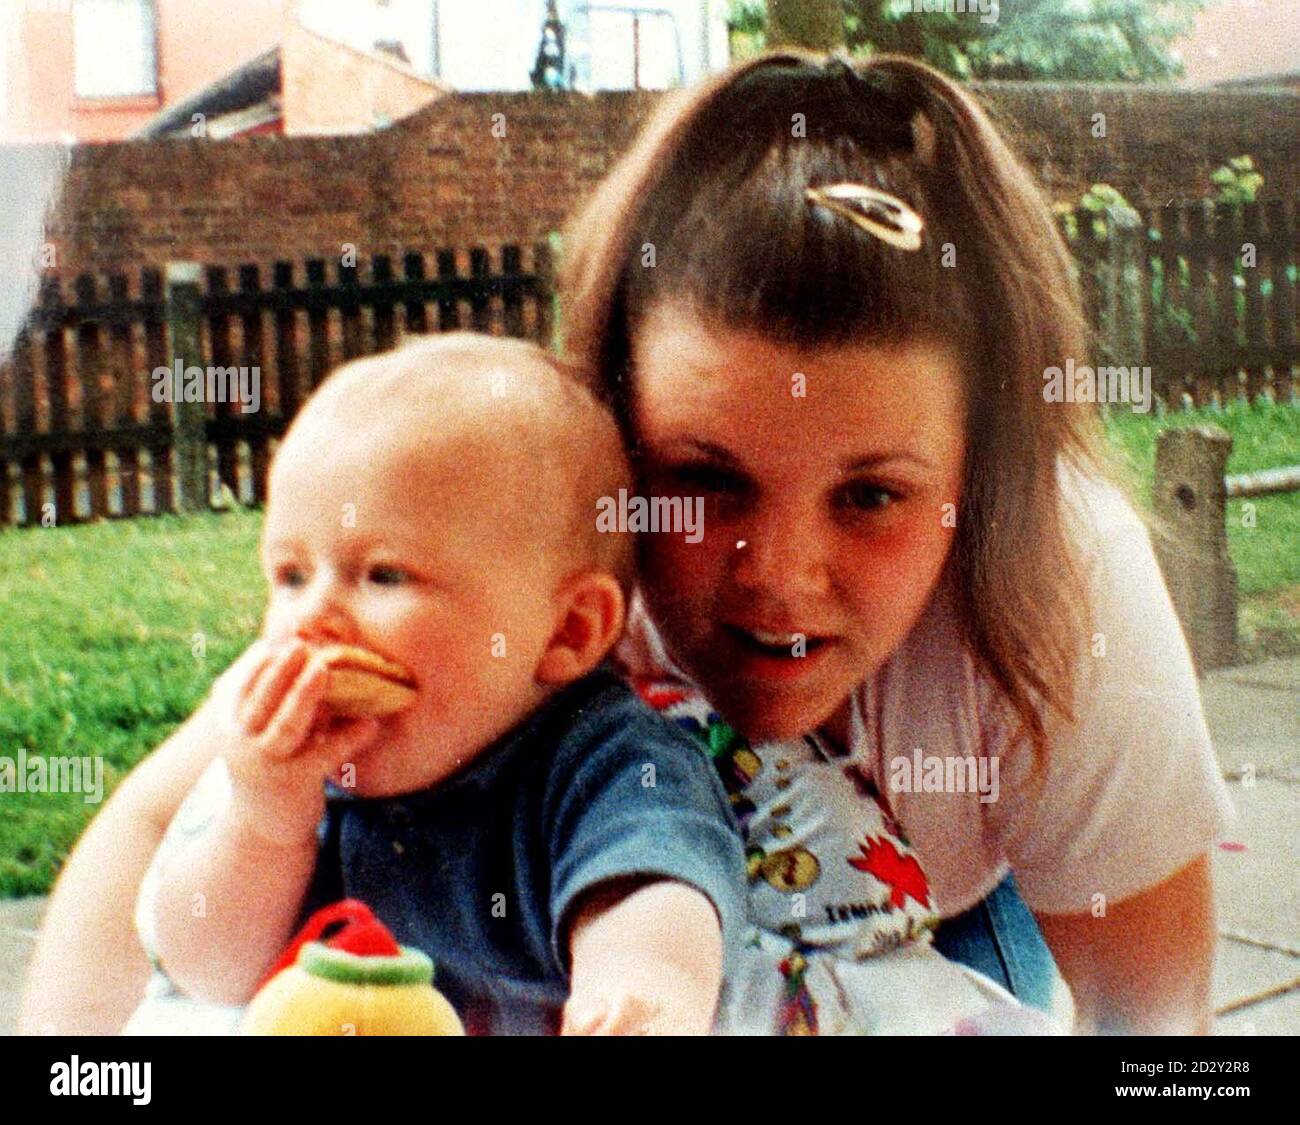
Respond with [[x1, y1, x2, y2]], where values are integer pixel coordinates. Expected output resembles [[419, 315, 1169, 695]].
[[560, 879, 724, 1036], [224, 639, 382, 846], [561, 972, 716, 1036]]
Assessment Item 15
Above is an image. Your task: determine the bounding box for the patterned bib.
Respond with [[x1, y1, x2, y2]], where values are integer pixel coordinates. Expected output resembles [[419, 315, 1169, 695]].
[[632, 677, 940, 958]]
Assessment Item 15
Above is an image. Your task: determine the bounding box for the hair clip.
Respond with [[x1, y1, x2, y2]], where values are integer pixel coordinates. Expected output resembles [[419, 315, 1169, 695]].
[[804, 183, 924, 251]]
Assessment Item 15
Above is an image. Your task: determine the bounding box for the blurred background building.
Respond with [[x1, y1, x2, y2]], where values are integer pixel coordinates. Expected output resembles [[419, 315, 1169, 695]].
[[0, 0, 731, 144]]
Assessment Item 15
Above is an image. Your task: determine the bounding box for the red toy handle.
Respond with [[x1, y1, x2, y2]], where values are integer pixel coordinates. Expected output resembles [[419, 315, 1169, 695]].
[[254, 900, 402, 992]]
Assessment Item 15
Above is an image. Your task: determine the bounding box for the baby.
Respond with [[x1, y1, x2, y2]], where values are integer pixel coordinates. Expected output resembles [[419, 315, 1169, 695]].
[[127, 332, 747, 1036]]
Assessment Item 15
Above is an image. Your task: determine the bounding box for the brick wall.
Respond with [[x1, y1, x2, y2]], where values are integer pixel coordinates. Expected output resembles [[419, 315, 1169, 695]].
[[9, 82, 1300, 284]]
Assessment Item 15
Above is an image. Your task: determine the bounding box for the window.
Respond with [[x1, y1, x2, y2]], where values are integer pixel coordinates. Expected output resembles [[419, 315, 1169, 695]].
[[73, 0, 157, 99], [585, 5, 680, 90]]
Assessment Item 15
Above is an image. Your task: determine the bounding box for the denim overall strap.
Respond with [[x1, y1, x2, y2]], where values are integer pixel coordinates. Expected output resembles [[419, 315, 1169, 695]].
[[931, 871, 1059, 1013]]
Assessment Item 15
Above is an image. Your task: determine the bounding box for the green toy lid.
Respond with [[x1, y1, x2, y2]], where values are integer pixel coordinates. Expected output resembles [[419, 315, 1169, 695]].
[[298, 942, 435, 986]]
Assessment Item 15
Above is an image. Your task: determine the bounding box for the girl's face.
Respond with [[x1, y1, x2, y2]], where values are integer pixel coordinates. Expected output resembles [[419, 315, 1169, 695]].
[[631, 303, 967, 740]]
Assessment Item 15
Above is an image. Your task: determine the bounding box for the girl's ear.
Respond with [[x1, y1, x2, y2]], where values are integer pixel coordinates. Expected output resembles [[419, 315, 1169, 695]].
[[536, 571, 627, 687]]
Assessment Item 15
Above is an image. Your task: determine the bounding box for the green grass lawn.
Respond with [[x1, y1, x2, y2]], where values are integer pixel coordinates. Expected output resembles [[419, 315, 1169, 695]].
[[1, 400, 1296, 895], [0, 512, 265, 895]]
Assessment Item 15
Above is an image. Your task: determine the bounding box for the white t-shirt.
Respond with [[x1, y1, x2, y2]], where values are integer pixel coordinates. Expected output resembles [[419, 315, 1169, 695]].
[[617, 470, 1236, 919]]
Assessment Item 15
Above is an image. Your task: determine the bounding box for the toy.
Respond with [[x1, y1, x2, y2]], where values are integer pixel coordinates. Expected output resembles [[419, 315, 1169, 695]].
[[241, 900, 464, 1035]]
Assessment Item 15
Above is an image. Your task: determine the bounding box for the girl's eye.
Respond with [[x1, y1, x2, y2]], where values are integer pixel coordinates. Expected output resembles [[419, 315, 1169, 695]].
[[367, 565, 410, 587], [835, 480, 898, 514], [670, 462, 750, 496]]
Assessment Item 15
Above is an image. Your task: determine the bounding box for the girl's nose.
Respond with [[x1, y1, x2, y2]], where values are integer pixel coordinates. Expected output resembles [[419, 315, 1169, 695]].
[[730, 508, 831, 599]]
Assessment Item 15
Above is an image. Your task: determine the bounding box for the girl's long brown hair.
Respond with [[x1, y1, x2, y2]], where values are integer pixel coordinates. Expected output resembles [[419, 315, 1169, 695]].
[[558, 50, 1113, 771]]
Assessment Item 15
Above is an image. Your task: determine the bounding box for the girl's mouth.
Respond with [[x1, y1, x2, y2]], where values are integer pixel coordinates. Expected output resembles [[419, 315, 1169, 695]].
[[721, 624, 838, 680]]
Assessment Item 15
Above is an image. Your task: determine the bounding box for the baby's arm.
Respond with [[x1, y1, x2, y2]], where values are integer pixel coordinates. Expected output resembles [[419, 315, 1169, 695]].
[[18, 641, 275, 1034], [150, 641, 380, 1004], [149, 784, 322, 1004], [562, 877, 723, 1035], [545, 689, 747, 1037]]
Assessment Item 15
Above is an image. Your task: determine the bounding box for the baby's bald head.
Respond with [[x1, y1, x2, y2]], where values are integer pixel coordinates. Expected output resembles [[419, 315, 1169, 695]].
[[274, 333, 634, 593]]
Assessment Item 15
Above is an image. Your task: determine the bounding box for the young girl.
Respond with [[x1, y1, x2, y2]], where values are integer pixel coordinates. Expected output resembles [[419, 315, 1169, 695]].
[[556, 50, 1233, 1034], [20, 51, 1232, 1036]]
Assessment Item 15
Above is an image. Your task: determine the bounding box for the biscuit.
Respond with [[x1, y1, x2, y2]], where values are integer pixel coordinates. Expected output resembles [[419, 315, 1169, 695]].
[[318, 644, 418, 718]]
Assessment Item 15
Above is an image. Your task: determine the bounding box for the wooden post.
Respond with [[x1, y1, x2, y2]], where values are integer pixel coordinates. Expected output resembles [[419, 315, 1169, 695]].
[[1241, 202, 1266, 404], [305, 259, 331, 392], [1100, 210, 1144, 368], [1185, 203, 1215, 406], [501, 245, 524, 338], [142, 267, 171, 514], [75, 273, 109, 519], [402, 252, 428, 336], [42, 277, 75, 523], [207, 265, 239, 498], [165, 262, 208, 514], [8, 328, 37, 525], [339, 258, 363, 361], [240, 263, 269, 506], [1155, 203, 1191, 407], [535, 235, 558, 351], [110, 273, 142, 518], [1138, 207, 1157, 402], [1077, 218, 1104, 346], [273, 261, 302, 421], [1212, 201, 1241, 404], [1153, 426, 1238, 671], [371, 255, 396, 353], [469, 247, 491, 334], [1266, 200, 1296, 404], [436, 249, 460, 332]]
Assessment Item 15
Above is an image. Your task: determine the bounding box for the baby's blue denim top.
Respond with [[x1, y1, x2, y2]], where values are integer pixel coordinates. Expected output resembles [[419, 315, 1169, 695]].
[[301, 662, 746, 1035]]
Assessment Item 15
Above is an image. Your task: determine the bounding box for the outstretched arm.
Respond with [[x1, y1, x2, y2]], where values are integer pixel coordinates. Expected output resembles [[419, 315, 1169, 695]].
[[1035, 854, 1217, 1035], [561, 877, 724, 1036]]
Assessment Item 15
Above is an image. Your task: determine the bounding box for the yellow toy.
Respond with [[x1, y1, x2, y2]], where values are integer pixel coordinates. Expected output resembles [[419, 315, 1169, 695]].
[[241, 900, 464, 1036]]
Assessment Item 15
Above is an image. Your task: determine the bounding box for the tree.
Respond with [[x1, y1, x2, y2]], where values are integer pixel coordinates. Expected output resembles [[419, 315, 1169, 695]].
[[768, 0, 845, 50], [730, 0, 1207, 82]]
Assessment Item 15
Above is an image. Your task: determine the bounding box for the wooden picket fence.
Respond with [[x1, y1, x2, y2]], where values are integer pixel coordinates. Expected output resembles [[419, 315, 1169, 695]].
[[1065, 198, 1298, 407], [0, 200, 1296, 529], [0, 243, 555, 527]]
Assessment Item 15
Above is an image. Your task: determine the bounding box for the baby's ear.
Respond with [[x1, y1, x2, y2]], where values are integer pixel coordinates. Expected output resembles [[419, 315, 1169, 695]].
[[536, 571, 626, 687]]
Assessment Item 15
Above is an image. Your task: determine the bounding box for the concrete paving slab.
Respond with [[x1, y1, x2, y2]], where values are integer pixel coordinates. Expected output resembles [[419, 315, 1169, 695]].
[[1212, 779, 1300, 952], [0, 895, 46, 933], [1212, 939, 1300, 1011], [1213, 657, 1300, 692], [0, 924, 37, 1036], [1201, 679, 1299, 776], [0, 898, 47, 1036], [1275, 760, 1300, 784], [1214, 990, 1300, 1037]]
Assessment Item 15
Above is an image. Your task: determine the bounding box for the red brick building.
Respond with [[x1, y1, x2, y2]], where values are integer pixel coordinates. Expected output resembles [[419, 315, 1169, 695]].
[[0, 0, 288, 143]]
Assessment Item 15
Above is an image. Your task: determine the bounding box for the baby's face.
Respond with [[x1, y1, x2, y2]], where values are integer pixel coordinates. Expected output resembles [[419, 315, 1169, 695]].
[[259, 408, 564, 797]]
